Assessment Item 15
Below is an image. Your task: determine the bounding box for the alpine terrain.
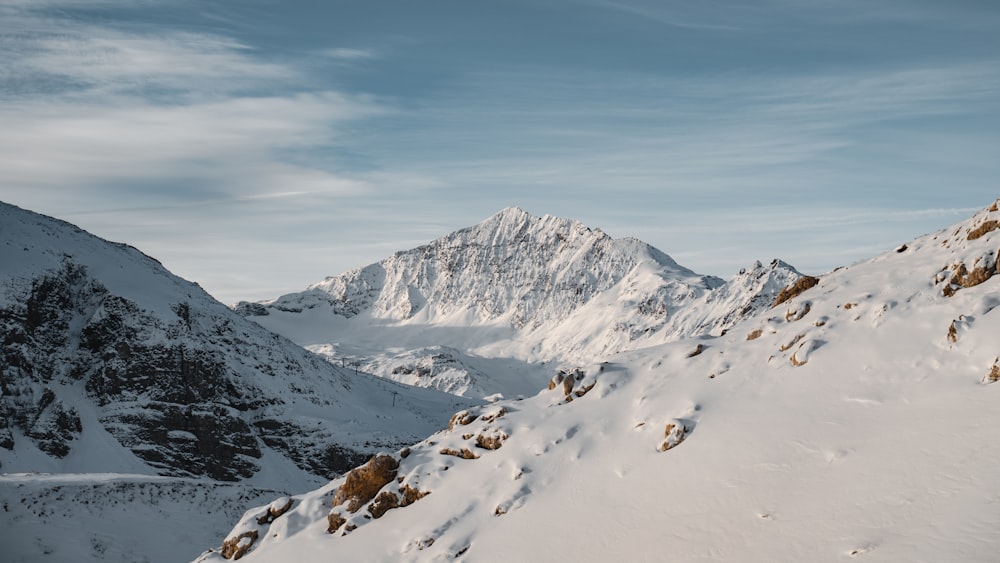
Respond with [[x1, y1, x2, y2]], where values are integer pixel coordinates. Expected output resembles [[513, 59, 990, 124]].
[[202, 200, 1000, 562], [3, 199, 999, 563], [238, 207, 804, 398], [0, 201, 473, 563]]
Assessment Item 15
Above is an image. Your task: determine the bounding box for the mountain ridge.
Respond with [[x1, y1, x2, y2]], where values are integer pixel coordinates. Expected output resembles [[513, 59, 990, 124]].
[[0, 200, 470, 483], [202, 198, 1000, 563], [239, 207, 802, 394]]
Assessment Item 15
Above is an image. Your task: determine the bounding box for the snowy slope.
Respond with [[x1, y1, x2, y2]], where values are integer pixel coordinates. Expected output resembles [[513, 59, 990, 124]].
[[1, 473, 285, 563], [202, 199, 1000, 562], [0, 201, 474, 563], [240, 208, 800, 396], [0, 200, 472, 481]]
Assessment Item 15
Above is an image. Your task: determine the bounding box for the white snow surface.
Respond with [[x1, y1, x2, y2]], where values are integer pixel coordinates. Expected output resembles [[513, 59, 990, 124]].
[[244, 208, 800, 397], [202, 199, 1000, 562], [1, 472, 285, 563]]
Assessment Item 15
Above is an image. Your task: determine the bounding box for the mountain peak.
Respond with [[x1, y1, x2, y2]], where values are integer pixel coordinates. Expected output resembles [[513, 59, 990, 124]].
[[488, 206, 533, 222], [254, 208, 726, 361]]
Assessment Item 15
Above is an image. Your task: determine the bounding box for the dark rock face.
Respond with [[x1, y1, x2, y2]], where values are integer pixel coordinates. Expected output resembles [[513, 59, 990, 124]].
[[1, 261, 94, 460], [0, 259, 363, 480], [253, 418, 370, 480], [232, 301, 269, 317]]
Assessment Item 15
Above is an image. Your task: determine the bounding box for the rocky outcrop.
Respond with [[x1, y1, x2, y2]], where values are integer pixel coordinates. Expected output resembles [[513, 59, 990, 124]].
[[331, 455, 400, 513], [773, 275, 820, 307]]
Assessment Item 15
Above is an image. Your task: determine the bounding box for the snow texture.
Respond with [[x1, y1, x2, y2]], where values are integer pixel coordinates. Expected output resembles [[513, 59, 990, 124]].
[[202, 199, 1000, 562]]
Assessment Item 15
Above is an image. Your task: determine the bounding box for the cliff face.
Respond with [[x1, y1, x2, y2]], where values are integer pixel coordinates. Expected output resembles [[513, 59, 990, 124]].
[[0, 202, 471, 482]]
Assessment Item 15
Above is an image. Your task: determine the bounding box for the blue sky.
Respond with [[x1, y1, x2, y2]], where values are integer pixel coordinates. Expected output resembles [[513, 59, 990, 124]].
[[2, 0, 998, 303]]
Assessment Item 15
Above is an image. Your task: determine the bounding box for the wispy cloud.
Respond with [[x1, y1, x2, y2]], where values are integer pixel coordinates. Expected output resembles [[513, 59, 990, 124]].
[[0, 3, 387, 212], [595, 1, 743, 31], [321, 47, 377, 60]]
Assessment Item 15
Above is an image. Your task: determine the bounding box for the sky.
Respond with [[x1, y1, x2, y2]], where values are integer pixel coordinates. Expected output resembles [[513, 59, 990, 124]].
[[2, 0, 998, 304]]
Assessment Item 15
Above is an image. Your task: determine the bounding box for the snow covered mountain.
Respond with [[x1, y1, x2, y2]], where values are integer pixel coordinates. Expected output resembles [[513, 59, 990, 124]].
[[239, 208, 802, 396], [0, 201, 472, 563], [203, 199, 1000, 562]]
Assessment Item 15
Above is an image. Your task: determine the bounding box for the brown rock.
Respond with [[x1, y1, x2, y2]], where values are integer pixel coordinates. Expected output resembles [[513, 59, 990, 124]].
[[256, 497, 293, 525], [332, 454, 400, 512], [367, 491, 400, 519], [986, 360, 1000, 384], [327, 512, 347, 534], [968, 219, 999, 241], [448, 411, 476, 430], [399, 484, 429, 507], [221, 531, 258, 560], [772, 276, 820, 308], [480, 407, 507, 423], [658, 422, 687, 452], [439, 447, 479, 459], [574, 383, 595, 398], [476, 431, 508, 450]]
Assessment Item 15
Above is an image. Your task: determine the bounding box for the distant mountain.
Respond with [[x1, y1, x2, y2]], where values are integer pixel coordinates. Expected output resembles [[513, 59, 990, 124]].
[[203, 201, 1000, 563], [238, 208, 802, 395]]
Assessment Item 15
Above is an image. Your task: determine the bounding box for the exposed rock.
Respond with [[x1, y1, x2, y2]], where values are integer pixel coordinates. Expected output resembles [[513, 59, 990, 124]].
[[232, 301, 269, 317], [746, 328, 763, 341], [332, 454, 400, 512], [967, 220, 999, 241], [780, 334, 805, 352], [480, 407, 507, 424], [221, 530, 258, 560], [448, 410, 476, 430], [253, 418, 367, 479], [440, 447, 479, 459], [658, 422, 687, 452], [367, 491, 400, 519], [985, 360, 1000, 384], [687, 344, 705, 358], [399, 484, 429, 507], [476, 431, 508, 450], [327, 511, 347, 534], [790, 351, 808, 367], [256, 497, 293, 525], [784, 302, 811, 322], [942, 254, 998, 297], [772, 276, 820, 307], [549, 368, 583, 395], [573, 383, 595, 398]]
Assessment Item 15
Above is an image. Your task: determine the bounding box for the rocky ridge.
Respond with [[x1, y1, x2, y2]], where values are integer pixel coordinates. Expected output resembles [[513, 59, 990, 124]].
[[0, 201, 471, 482]]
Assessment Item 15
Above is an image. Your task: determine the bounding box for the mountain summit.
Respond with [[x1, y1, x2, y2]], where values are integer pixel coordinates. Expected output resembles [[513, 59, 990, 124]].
[[239, 208, 802, 395], [250, 206, 721, 328]]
